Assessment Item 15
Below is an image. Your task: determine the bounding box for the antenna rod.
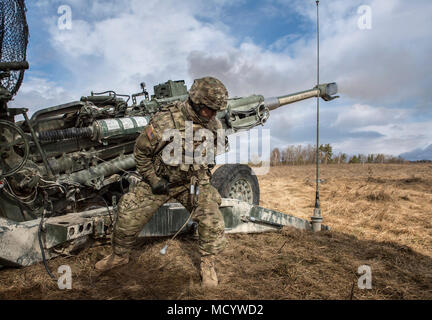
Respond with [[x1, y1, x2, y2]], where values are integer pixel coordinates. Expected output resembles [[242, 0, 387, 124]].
[[311, 0, 323, 232]]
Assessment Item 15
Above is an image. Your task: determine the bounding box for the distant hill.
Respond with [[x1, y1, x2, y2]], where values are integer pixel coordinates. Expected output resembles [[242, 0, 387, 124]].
[[400, 144, 432, 161]]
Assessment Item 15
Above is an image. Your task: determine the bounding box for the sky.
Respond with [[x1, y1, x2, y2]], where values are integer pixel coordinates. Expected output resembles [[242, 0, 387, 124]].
[[8, 0, 432, 158]]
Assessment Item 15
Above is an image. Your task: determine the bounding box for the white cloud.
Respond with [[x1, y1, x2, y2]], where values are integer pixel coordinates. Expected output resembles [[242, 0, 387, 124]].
[[41, 0, 432, 103], [44, 0, 241, 96], [272, 0, 432, 107], [334, 121, 432, 155], [9, 76, 73, 116], [332, 104, 411, 128]]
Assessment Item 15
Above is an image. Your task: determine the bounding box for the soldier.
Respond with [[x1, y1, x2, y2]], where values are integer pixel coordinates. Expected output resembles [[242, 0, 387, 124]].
[[95, 77, 229, 288]]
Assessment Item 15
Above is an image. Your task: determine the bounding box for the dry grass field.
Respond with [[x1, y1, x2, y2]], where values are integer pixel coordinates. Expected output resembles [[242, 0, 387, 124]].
[[0, 163, 431, 300]]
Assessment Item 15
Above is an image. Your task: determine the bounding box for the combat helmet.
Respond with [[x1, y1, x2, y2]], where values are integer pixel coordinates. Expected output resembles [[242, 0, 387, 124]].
[[189, 77, 228, 111]]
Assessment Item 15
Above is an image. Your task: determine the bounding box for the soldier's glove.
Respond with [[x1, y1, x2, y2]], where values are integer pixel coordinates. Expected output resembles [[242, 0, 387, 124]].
[[151, 178, 170, 195]]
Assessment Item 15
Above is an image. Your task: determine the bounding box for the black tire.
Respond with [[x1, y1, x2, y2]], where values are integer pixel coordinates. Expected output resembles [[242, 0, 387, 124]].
[[210, 164, 260, 205]]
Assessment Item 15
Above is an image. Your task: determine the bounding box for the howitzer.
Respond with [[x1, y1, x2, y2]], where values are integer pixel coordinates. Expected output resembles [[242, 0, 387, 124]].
[[0, 79, 337, 267], [0, 0, 340, 271]]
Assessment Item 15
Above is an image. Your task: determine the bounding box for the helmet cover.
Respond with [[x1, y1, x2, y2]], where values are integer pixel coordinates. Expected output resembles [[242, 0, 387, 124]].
[[189, 77, 228, 111]]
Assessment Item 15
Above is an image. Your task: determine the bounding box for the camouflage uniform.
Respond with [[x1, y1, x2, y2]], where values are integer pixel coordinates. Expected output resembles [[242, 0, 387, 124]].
[[112, 80, 228, 257]]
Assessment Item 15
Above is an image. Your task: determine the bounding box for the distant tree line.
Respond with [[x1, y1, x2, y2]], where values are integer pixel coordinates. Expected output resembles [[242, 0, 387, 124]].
[[270, 144, 407, 166], [411, 160, 432, 163]]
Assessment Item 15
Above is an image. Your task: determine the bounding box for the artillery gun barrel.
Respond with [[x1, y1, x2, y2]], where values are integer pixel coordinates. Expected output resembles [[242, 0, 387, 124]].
[[264, 82, 338, 111], [265, 88, 320, 110], [223, 82, 338, 132]]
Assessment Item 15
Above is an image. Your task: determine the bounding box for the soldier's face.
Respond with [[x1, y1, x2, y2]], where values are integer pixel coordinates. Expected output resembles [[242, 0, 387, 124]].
[[199, 106, 217, 120]]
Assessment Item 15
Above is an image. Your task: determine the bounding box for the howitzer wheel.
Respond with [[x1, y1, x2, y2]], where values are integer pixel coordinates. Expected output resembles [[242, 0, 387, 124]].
[[0, 120, 29, 178], [211, 164, 260, 205]]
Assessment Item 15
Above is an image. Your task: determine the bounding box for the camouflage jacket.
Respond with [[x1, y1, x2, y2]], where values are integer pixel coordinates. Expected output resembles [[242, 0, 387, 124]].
[[134, 100, 224, 186]]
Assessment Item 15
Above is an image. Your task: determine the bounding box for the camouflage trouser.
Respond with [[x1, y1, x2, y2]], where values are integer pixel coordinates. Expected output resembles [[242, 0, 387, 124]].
[[112, 181, 227, 257]]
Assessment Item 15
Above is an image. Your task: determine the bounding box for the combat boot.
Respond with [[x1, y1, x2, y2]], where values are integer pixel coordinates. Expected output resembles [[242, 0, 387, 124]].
[[95, 253, 129, 272], [200, 255, 218, 288]]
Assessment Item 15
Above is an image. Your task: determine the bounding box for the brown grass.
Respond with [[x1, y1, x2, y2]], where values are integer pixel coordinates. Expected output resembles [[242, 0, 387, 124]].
[[1, 163, 431, 300]]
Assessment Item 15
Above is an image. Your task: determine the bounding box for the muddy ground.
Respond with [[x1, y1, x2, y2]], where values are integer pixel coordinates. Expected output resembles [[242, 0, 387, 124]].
[[0, 163, 431, 300]]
